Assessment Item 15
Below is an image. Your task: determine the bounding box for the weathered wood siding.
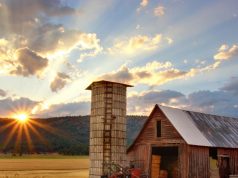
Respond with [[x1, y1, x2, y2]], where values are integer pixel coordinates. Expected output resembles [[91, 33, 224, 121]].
[[218, 148, 238, 174], [188, 146, 209, 178], [129, 108, 183, 146], [179, 143, 189, 178]]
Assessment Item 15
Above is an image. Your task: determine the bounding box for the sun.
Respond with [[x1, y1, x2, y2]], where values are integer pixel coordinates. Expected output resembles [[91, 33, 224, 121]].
[[14, 113, 29, 123]]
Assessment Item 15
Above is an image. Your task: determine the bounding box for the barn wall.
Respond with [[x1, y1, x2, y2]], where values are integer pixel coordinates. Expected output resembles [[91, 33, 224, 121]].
[[127, 107, 186, 177], [188, 146, 209, 178], [127, 144, 151, 173], [218, 148, 238, 174], [179, 143, 189, 178]]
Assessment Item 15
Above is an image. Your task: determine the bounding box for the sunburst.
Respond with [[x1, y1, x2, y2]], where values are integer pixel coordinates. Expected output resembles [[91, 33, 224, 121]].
[[13, 113, 29, 123], [0, 109, 67, 155]]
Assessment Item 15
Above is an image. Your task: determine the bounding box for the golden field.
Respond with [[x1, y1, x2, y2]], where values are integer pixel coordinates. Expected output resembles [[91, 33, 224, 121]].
[[0, 155, 89, 178]]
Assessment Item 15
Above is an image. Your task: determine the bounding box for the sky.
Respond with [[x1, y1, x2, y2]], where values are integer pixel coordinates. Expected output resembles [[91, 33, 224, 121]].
[[0, 0, 238, 118]]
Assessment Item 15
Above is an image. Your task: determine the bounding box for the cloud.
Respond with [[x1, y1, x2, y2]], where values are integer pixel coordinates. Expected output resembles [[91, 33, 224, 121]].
[[0, 89, 7, 97], [108, 34, 171, 56], [98, 59, 221, 86], [140, 0, 149, 7], [154, 6, 165, 16], [221, 77, 238, 95], [128, 86, 238, 117], [137, 0, 149, 11], [98, 61, 175, 85], [10, 48, 48, 77], [50, 72, 71, 92], [0, 0, 78, 36], [214, 44, 238, 60], [6, 0, 77, 17], [26, 24, 102, 60], [33, 101, 90, 118], [98, 66, 134, 83], [128, 90, 185, 114], [0, 1, 101, 62], [0, 97, 38, 117]]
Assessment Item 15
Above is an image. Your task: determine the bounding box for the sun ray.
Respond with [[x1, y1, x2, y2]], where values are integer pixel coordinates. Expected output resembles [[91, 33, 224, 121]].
[[27, 122, 50, 148], [29, 119, 67, 139], [0, 119, 18, 133], [14, 124, 23, 154], [23, 124, 34, 153], [3, 122, 20, 149]]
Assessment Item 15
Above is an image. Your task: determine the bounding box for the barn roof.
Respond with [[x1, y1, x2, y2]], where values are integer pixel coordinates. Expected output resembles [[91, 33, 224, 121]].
[[128, 105, 238, 151]]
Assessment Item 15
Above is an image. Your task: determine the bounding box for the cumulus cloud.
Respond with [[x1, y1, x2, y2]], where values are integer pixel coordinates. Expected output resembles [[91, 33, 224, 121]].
[[0, 97, 38, 117], [26, 24, 102, 60], [10, 48, 48, 77], [0, 0, 101, 63], [0, 89, 7, 97], [128, 90, 185, 114], [98, 59, 221, 86], [98, 61, 175, 85], [154, 6, 165, 16], [140, 0, 149, 7], [221, 77, 238, 95], [214, 44, 238, 60], [128, 87, 238, 117], [137, 0, 149, 11], [107, 34, 171, 56], [0, 0, 78, 34], [34, 101, 90, 118], [50, 72, 71, 92]]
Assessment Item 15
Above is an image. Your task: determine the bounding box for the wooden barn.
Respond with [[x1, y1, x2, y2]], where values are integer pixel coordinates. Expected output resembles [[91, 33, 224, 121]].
[[127, 104, 238, 178]]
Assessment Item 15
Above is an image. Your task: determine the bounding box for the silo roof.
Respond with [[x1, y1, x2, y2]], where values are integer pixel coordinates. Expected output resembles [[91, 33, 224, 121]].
[[86, 80, 133, 90]]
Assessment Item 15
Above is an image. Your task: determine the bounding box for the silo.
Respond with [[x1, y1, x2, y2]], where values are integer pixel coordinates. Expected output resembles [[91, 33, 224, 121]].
[[86, 80, 132, 178]]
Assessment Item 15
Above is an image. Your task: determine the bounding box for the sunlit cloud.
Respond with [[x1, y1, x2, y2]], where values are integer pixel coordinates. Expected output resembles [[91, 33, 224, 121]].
[[214, 44, 238, 61], [107, 34, 171, 56], [0, 89, 7, 97], [0, 0, 102, 64], [137, 0, 149, 12], [154, 6, 165, 16], [50, 72, 71, 92], [140, 0, 149, 7], [98, 58, 222, 86], [10, 48, 48, 77]]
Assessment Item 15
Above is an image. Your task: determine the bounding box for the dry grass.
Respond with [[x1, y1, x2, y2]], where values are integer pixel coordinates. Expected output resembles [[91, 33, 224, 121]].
[[0, 156, 89, 178]]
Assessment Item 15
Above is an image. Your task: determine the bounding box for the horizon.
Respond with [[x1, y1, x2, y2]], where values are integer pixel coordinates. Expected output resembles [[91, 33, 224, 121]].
[[0, 0, 238, 118]]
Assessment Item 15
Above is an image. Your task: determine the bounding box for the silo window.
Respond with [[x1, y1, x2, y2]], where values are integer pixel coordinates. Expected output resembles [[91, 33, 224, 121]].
[[157, 121, 161, 137]]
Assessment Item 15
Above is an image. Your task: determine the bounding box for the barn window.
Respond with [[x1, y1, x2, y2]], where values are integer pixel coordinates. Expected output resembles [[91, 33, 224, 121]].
[[156, 120, 161, 137]]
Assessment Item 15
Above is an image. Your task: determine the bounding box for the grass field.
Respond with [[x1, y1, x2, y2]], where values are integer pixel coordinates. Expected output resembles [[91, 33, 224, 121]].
[[0, 155, 89, 178]]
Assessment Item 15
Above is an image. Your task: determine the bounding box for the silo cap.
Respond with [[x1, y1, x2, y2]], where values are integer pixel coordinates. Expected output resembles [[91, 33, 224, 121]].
[[86, 80, 133, 90]]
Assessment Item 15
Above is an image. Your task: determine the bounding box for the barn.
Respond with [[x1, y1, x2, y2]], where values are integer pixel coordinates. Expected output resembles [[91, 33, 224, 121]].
[[127, 104, 238, 178]]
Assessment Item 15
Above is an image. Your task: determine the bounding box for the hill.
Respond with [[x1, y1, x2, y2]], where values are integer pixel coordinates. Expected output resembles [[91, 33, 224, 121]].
[[0, 116, 147, 155]]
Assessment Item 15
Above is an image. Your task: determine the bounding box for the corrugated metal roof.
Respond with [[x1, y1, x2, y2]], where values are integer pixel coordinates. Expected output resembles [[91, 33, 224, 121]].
[[159, 105, 212, 147], [159, 105, 238, 148]]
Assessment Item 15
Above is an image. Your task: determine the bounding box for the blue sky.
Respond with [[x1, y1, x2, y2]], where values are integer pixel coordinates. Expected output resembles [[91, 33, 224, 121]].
[[0, 0, 238, 118]]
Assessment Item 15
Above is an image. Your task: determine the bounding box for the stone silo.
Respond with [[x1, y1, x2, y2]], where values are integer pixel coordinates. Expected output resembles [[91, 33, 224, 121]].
[[86, 80, 132, 178]]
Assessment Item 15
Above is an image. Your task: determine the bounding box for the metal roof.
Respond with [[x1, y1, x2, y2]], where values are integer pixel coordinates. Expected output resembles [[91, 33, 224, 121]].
[[160, 105, 238, 148], [159, 105, 212, 147]]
